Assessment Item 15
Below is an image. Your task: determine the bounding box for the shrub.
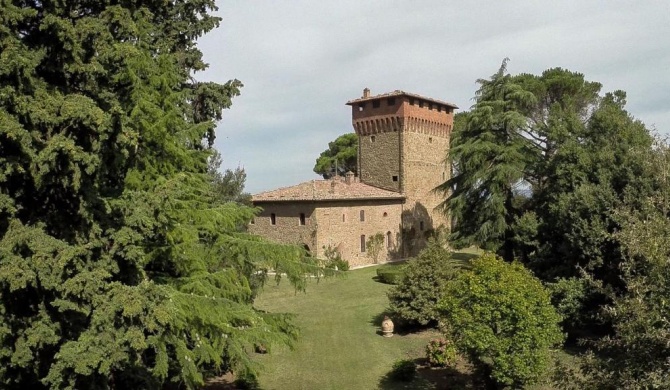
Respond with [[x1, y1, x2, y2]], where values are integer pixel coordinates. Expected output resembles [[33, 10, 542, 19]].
[[387, 240, 460, 326], [366, 232, 385, 263], [376, 267, 405, 284], [389, 359, 416, 382], [440, 253, 564, 388], [426, 338, 458, 367], [322, 245, 350, 271]]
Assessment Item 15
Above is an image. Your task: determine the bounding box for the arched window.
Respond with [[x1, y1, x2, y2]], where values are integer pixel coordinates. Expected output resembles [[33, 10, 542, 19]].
[[386, 231, 392, 249]]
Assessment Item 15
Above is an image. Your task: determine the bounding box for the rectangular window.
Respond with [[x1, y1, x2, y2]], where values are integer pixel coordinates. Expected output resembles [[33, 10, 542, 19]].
[[358, 103, 365, 111], [392, 175, 398, 182], [419, 101, 424, 108], [372, 100, 380, 108], [271, 213, 276, 225], [299, 213, 306, 225], [409, 98, 415, 105], [388, 98, 395, 106], [420, 221, 424, 231], [250, 218, 255, 225], [370, 135, 376, 142], [361, 235, 366, 252], [360, 210, 365, 222]]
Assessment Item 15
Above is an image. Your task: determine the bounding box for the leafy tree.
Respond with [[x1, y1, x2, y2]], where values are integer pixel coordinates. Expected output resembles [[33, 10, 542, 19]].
[[387, 241, 459, 326], [439, 63, 655, 334], [437, 59, 535, 261], [313, 133, 358, 179], [0, 2, 327, 389], [366, 232, 384, 264], [556, 142, 670, 389], [208, 149, 252, 205], [530, 91, 654, 282], [440, 254, 564, 388]]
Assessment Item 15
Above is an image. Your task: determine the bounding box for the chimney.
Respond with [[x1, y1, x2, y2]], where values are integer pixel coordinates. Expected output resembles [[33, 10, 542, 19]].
[[363, 88, 370, 98], [345, 171, 354, 185]]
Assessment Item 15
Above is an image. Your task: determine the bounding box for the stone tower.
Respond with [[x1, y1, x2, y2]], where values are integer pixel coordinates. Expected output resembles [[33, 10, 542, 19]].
[[346, 89, 457, 254]]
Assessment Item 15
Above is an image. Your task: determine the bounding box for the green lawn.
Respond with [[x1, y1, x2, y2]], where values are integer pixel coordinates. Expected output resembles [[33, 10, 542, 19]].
[[252, 266, 440, 390], [242, 247, 573, 390]]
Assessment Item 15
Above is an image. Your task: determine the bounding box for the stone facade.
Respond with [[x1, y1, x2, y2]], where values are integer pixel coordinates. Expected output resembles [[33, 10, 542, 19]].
[[250, 89, 457, 266], [348, 89, 456, 256]]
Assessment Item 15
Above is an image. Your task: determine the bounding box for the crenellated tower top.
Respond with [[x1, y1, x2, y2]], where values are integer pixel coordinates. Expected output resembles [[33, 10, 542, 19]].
[[346, 89, 458, 138], [346, 89, 457, 253]]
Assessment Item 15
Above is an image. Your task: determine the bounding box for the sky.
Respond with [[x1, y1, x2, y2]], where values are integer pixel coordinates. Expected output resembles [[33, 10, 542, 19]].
[[197, 1, 670, 195]]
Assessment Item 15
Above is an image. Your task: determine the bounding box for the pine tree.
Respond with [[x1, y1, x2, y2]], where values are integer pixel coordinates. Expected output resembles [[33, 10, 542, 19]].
[[0, 2, 326, 389], [437, 59, 535, 261]]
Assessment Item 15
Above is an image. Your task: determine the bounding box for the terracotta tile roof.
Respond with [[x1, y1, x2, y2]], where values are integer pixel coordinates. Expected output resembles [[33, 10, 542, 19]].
[[252, 178, 405, 202], [346, 90, 459, 109]]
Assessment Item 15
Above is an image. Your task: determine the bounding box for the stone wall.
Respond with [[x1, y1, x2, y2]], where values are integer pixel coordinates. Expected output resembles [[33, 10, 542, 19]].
[[248, 202, 317, 252], [351, 94, 455, 256], [314, 199, 403, 267], [249, 199, 404, 268], [358, 130, 400, 192]]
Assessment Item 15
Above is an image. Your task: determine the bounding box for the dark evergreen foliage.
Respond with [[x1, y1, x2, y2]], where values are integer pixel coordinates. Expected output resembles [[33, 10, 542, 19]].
[[387, 241, 460, 326], [0, 2, 329, 389], [313, 133, 358, 179]]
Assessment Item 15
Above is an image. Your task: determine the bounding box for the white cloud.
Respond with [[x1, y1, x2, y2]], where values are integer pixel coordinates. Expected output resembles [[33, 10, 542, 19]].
[[198, 0, 670, 194]]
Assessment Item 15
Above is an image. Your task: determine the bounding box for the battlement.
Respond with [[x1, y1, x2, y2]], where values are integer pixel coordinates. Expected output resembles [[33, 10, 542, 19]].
[[349, 88, 455, 248], [346, 90, 457, 138]]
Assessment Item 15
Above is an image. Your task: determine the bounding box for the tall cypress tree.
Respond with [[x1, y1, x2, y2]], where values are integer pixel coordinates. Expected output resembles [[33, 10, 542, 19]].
[[0, 2, 326, 389]]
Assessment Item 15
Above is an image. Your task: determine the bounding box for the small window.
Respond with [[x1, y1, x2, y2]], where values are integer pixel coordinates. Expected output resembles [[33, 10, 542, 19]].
[[387, 98, 395, 106], [419, 221, 424, 231], [361, 235, 366, 252], [392, 175, 398, 182], [270, 213, 276, 225], [409, 98, 415, 105], [442, 171, 446, 180], [360, 210, 365, 222], [370, 135, 376, 142], [429, 137, 433, 143], [358, 103, 365, 111], [419, 101, 424, 108], [429, 104, 434, 110], [438, 106, 442, 112], [383, 212, 388, 218], [386, 231, 392, 249], [372, 100, 380, 108], [342, 214, 346, 222], [250, 218, 255, 225], [299, 213, 306, 226]]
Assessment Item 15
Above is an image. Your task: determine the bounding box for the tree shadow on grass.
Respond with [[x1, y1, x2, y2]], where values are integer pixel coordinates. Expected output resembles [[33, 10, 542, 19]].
[[377, 358, 478, 390]]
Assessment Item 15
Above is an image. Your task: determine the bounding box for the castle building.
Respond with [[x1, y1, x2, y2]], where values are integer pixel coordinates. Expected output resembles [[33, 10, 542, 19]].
[[249, 89, 457, 267]]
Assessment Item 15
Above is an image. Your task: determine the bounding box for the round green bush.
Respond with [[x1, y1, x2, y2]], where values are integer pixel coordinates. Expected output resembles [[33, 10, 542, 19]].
[[376, 267, 405, 284], [440, 253, 564, 388], [387, 241, 459, 326]]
